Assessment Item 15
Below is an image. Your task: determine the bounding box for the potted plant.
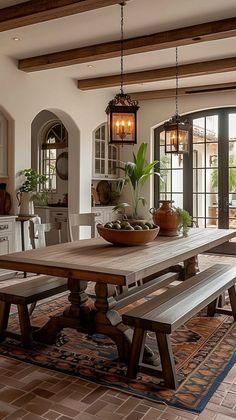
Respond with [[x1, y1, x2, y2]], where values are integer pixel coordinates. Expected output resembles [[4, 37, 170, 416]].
[[176, 207, 192, 237], [17, 169, 47, 215], [113, 143, 160, 220]]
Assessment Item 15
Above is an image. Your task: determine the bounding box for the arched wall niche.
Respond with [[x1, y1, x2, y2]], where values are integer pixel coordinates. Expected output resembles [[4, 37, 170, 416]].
[[31, 108, 80, 214]]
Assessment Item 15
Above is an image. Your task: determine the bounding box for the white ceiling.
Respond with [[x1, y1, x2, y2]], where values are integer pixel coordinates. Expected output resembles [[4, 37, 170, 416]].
[[1, 0, 236, 92]]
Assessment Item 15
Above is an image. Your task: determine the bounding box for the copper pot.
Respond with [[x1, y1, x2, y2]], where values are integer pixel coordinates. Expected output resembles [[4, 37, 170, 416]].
[[149, 200, 180, 236]]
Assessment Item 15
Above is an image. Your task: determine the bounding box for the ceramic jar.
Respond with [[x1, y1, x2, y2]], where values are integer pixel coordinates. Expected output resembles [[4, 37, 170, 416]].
[[149, 200, 180, 236]]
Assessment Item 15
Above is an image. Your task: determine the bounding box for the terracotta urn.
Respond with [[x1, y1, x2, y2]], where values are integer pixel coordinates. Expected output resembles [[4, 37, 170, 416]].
[[149, 200, 180, 236]]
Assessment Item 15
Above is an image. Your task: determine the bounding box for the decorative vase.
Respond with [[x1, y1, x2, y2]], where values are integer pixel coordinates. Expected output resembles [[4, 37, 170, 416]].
[[16, 191, 34, 216], [149, 200, 180, 236]]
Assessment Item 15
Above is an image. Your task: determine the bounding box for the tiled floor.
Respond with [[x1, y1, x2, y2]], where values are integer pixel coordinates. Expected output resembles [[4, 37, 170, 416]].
[[0, 254, 235, 419]]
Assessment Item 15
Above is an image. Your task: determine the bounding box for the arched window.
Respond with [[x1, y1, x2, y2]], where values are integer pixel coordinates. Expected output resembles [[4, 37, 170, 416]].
[[154, 107, 236, 254], [41, 122, 68, 190]]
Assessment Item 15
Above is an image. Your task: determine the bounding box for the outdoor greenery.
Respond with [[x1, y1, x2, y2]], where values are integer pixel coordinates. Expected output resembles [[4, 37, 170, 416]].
[[113, 143, 160, 219], [211, 155, 236, 194], [176, 207, 192, 237], [19, 168, 47, 192]]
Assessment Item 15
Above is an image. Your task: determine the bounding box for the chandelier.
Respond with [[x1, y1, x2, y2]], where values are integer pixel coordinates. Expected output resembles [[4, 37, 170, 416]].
[[164, 47, 191, 154], [106, 2, 139, 145]]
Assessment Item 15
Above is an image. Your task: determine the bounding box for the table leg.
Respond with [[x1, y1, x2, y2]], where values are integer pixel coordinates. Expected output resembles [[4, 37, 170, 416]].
[[94, 282, 130, 362], [34, 278, 95, 344], [184, 255, 199, 279]]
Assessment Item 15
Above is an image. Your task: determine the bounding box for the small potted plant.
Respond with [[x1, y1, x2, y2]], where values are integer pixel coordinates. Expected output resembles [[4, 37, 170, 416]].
[[17, 169, 47, 215], [176, 207, 192, 237], [112, 143, 160, 220]]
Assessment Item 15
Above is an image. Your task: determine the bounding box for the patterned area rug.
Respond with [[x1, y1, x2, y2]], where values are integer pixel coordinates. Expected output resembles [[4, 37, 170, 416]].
[[0, 295, 235, 414]]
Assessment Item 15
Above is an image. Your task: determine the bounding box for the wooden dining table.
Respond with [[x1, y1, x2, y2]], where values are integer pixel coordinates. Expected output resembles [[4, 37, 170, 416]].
[[0, 228, 235, 361]]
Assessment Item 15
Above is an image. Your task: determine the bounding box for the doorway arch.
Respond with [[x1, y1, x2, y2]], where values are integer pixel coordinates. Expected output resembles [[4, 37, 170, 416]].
[[31, 109, 80, 214]]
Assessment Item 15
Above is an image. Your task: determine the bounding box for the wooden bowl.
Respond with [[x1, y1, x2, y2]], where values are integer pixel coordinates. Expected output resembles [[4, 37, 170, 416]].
[[97, 224, 160, 246]]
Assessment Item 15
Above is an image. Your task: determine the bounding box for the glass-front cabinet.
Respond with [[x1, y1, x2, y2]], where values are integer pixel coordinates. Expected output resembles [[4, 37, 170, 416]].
[[93, 123, 119, 179]]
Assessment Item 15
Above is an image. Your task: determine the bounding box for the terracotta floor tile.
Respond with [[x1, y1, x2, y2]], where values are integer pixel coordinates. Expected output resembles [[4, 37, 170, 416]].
[[22, 413, 44, 420], [142, 408, 163, 419], [0, 387, 25, 403], [25, 396, 53, 415], [42, 410, 61, 420], [115, 396, 140, 415], [50, 403, 79, 417], [32, 387, 55, 399], [124, 411, 144, 420], [197, 409, 217, 419], [207, 402, 236, 418], [12, 392, 36, 408], [85, 399, 107, 415], [0, 402, 16, 419], [3, 408, 28, 420], [81, 386, 107, 404]]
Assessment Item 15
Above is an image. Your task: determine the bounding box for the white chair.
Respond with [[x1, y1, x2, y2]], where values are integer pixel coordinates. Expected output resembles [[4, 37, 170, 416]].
[[28, 219, 68, 315], [68, 213, 96, 241]]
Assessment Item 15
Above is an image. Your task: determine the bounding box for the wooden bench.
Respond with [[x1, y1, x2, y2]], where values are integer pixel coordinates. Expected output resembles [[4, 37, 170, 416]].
[[0, 275, 68, 347], [122, 264, 236, 389]]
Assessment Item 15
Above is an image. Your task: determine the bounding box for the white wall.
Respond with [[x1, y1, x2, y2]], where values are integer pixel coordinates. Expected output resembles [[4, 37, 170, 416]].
[[0, 54, 113, 216]]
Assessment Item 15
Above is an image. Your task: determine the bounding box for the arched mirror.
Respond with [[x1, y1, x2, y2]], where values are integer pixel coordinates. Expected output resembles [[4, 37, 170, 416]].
[[56, 151, 68, 180]]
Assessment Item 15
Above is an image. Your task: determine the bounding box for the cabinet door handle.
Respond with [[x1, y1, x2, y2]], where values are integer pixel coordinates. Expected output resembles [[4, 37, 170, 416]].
[[0, 237, 8, 242], [0, 225, 8, 230]]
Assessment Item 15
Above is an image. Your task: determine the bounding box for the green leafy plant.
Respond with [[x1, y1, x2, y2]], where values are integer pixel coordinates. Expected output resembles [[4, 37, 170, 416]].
[[211, 155, 236, 193], [19, 169, 47, 192], [176, 207, 192, 237], [113, 143, 160, 219]]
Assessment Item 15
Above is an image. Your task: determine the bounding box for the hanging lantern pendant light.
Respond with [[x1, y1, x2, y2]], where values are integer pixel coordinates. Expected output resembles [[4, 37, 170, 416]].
[[164, 47, 190, 154], [106, 2, 139, 145]]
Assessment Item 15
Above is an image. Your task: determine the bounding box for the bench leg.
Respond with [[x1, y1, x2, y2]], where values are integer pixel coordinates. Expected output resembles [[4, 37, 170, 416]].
[[17, 304, 33, 347], [0, 302, 11, 341], [207, 299, 217, 316], [156, 332, 178, 389], [228, 286, 236, 321], [127, 327, 145, 379]]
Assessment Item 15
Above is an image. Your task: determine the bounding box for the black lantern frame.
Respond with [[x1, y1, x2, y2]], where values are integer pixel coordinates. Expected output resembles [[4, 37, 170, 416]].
[[164, 47, 191, 154], [164, 114, 190, 154], [106, 3, 139, 145], [106, 93, 139, 145]]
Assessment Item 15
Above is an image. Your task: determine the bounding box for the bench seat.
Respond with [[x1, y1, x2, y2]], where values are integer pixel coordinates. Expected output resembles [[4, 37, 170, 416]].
[[0, 275, 68, 347], [122, 264, 236, 389]]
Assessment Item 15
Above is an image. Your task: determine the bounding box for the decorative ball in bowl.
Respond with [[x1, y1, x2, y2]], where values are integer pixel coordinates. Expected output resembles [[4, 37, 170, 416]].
[[97, 221, 160, 246]]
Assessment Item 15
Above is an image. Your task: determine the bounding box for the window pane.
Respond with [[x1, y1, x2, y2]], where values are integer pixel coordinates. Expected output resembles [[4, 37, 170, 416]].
[[193, 169, 205, 193], [207, 144, 218, 167], [206, 115, 218, 142], [193, 118, 205, 143], [193, 144, 205, 168], [172, 194, 183, 208], [206, 168, 218, 193], [172, 170, 183, 192], [193, 193, 205, 218]]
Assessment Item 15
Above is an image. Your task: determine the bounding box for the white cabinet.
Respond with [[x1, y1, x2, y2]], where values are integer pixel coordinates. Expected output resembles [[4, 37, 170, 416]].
[[0, 114, 8, 177], [34, 206, 68, 245], [92, 123, 119, 179], [0, 216, 16, 279]]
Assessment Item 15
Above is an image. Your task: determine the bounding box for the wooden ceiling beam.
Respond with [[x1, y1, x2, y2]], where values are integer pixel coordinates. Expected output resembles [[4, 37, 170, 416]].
[[77, 57, 236, 90], [127, 82, 236, 101], [19, 16, 236, 72], [0, 0, 124, 32]]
